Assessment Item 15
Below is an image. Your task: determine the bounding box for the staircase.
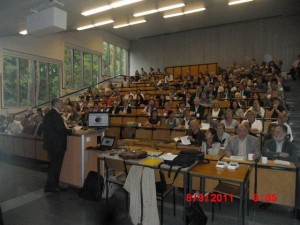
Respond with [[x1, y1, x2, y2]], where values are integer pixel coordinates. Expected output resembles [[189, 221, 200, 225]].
[[285, 79, 300, 157], [284, 78, 300, 218]]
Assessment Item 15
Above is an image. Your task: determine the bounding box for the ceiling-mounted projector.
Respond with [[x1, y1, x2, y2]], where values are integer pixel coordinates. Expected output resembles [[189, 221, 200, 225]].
[[27, 7, 67, 36]]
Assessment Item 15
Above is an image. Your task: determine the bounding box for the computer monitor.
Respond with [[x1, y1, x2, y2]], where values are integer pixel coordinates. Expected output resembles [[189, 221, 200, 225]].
[[88, 112, 110, 128]]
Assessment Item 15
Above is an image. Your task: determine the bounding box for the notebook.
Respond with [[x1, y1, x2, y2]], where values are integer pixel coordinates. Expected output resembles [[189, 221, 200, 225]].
[[98, 136, 115, 151]]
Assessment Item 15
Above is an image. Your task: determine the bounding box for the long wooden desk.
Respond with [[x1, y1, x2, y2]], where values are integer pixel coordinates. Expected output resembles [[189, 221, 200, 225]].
[[221, 157, 298, 207], [189, 161, 251, 225], [256, 160, 297, 207]]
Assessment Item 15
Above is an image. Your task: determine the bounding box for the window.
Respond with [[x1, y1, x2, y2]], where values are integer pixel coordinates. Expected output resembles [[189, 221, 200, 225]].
[[64, 46, 101, 89], [3, 53, 61, 108], [102, 42, 128, 77]]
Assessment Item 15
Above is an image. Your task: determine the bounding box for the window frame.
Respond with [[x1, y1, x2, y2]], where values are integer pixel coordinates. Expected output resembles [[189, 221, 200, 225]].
[[2, 50, 62, 109]]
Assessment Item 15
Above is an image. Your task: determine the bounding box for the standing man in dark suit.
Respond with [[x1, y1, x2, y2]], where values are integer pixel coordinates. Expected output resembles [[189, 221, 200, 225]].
[[44, 98, 72, 192]]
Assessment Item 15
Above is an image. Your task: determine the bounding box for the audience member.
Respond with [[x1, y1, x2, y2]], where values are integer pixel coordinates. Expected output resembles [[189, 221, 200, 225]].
[[186, 120, 205, 146], [201, 128, 221, 155], [262, 125, 297, 163], [225, 124, 260, 159], [145, 110, 161, 126]]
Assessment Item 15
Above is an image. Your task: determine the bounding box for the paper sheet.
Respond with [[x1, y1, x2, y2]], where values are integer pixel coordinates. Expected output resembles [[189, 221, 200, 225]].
[[180, 136, 191, 145]]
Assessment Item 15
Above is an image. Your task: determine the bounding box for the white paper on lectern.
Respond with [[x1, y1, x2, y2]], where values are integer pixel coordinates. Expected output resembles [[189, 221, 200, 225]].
[[180, 136, 191, 145]]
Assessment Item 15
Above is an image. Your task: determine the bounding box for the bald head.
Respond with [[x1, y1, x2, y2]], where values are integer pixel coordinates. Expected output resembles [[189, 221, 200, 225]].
[[237, 124, 248, 140]]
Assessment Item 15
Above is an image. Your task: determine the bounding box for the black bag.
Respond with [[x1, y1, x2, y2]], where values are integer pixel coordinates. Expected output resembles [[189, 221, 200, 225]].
[[78, 171, 104, 201], [155, 170, 167, 193], [165, 150, 206, 183], [186, 202, 207, 225]]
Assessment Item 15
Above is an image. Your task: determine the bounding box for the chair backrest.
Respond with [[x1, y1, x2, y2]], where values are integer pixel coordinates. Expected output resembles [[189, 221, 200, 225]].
[[104, 157, 127, 175]]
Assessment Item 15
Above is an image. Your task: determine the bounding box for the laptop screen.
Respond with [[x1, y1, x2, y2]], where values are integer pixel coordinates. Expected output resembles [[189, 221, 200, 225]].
[[101, 136, 115, 147]]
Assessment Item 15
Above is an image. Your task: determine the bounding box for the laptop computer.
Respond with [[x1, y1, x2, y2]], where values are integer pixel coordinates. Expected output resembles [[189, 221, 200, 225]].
[[98, 136, 116, 151]]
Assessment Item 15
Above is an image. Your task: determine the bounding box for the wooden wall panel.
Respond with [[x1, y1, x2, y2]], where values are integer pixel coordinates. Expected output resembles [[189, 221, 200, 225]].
[[181, 66, 190, 76], [174, 67, 182, 77], [190, 65, 199, 77], [166, 67, 173, 75], [199, 65, 208, 74], [208, 63, 218, 74]]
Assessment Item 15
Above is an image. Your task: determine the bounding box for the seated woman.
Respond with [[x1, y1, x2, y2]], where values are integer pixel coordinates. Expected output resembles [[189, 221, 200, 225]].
[[209, 100, 223, 118], [201, 128, 221, 155], [165, 110, 180, 129], [265, 97, 286, 118], [216, 123, 230, 148], [144, 110, 161, 126], [221, 109, 239, 129], [164, 101, 172, 116], [176, 102, 186, 116], [230, 99, 245, 118], [244, 100, 265, 118], [135, 94, 146, 108], [199, 92, 212, 107], [249, 92, 264, 106]]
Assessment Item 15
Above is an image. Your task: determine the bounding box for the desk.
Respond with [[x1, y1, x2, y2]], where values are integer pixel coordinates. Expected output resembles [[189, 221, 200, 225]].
[[96, 147, 196, 224], [256, 160, 297, 207], [222, 157, 256, 200], [189, 161, 251, 225]]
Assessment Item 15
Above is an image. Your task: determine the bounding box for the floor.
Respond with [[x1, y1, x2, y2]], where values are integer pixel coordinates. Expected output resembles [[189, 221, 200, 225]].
[[1, 78, 300, 225]]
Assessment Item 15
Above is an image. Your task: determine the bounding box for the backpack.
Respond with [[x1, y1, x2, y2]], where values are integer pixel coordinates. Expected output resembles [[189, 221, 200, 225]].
[[78, 171, 104, 201], [164, 150, 206, 183], [186, 202, 208, 225]]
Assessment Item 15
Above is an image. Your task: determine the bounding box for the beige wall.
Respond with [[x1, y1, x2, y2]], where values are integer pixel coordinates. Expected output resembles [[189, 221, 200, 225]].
[[130, 14, 300, 75]]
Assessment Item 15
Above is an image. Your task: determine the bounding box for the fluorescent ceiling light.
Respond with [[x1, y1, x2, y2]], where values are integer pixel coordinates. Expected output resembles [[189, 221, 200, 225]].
[[129, 19, 146, 25], [114, 19, 147, 28], [94, 19, 115, 26], [228, 0, 253, 6], [77, 20, 115, 31], [184, 7, 206, 14], [163, 12, 184, 18], [81, 5, 111, 16], [158, 3, 185, 12], [19, 30, 28, 35], [77, 24, 95, 31], [111, 0, 143, 8], [82, 0, 143, 16], [114, 23, 129, 29], [133, 9, 158, 17]]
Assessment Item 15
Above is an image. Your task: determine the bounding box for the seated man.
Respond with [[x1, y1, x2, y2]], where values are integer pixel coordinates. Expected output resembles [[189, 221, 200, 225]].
[[190, 97, 205, 118], [186, 120, 205, 146], [242, 110, 263, 134], [225, 124, 260, 159], [262, 125, 297, 163], [272, 113, 293, 142]]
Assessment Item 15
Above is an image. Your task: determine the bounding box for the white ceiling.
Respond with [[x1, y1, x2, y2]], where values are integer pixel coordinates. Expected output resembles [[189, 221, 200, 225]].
[[0, 0, 299, 41]]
